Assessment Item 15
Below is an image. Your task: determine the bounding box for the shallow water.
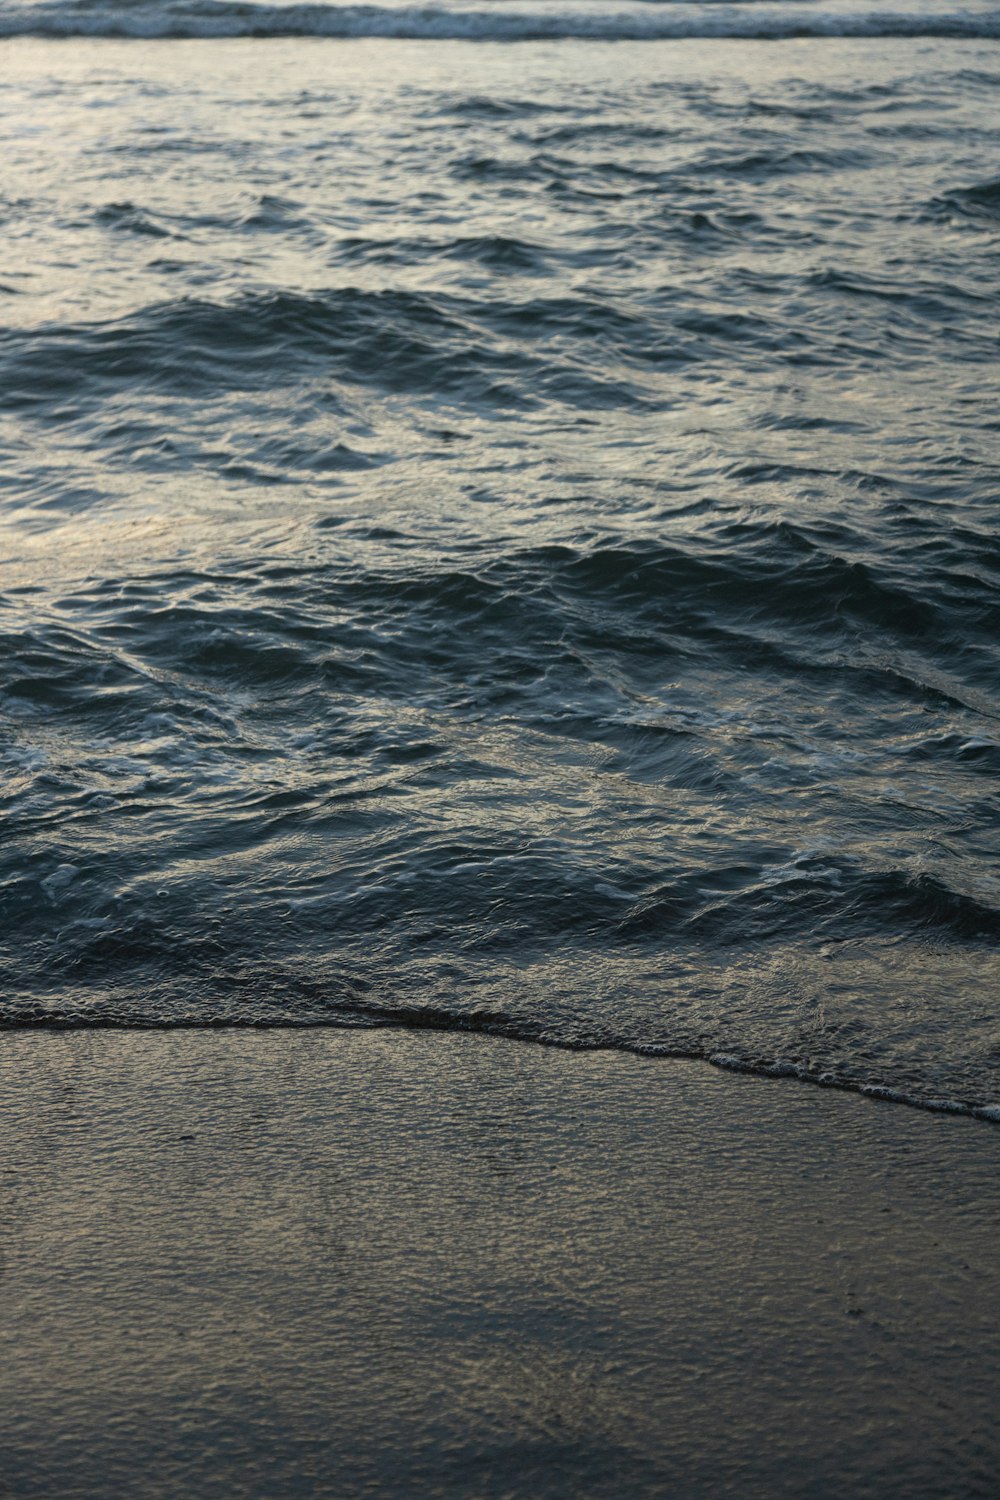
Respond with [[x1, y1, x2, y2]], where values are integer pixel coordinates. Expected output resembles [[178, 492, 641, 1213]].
[[1, 26, 998, 1117]]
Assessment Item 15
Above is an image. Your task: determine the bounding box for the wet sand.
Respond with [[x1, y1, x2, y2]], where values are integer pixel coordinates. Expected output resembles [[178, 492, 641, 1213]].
[[2, 1029, 997, 1498]]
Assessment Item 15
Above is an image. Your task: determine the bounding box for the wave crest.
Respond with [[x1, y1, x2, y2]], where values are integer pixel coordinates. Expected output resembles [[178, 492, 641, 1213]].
[[3, 0, 999, 41]]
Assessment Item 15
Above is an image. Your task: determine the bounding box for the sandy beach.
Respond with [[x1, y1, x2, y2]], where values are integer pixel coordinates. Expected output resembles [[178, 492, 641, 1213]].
[[2, 1030, 997, 1498]]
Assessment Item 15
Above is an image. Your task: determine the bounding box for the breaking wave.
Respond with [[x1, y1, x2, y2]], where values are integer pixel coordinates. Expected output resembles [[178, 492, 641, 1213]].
[[2, 0, 999, 40]]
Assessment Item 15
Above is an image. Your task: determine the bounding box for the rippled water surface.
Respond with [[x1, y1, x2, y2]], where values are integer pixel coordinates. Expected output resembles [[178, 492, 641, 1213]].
[[1, 23, 998, 1116]]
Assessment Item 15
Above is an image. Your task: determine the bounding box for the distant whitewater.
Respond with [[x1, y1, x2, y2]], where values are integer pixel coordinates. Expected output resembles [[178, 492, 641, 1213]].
[[1, 17, 998, 1121], [2, 0, 1000, 38]]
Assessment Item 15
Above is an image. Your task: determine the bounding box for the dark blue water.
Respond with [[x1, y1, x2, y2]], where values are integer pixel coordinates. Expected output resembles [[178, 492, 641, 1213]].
[[1, 23, 998, 1118]]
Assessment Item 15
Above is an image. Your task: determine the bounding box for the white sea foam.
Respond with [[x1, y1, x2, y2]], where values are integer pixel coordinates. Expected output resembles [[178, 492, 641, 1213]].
[[709, 1051, 1000, 1124], [1, 745, 48, 773], [41, 863, 80, 899]]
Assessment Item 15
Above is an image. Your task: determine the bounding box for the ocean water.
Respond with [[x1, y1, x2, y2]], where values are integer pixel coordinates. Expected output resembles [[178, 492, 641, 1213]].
[[1, 12, 998, 1120]]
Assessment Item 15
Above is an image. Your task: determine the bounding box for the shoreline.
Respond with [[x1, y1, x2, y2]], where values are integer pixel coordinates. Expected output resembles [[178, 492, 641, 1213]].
[[3, 1028, 998, 1498], [5, 1015, 1000, 1127]]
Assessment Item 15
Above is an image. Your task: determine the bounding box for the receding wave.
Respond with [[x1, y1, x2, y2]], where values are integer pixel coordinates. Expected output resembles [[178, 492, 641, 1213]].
[[2, 0, 999, 40], [4, 997, 999, 1126], [3, 29, 999, 1133]]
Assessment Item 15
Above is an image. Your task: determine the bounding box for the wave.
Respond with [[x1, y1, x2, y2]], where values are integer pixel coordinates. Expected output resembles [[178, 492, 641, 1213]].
[[3, 0, 999, 41], [0, 286, 654, 414], [5, 276, 996, 433], [935, 177, 1000, 222]]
